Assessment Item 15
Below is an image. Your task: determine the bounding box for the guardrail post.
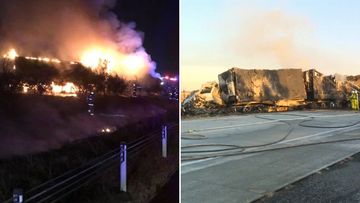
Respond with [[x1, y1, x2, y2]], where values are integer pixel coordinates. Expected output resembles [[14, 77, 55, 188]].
[[162, 125, 168, 158], [120, 143, 127, 192], [87, 91, 95, 116], [13, 188, 23, 203]]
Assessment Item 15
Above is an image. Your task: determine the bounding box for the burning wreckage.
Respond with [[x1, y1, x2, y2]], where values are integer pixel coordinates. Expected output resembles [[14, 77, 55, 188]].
[[182, 68, 360, 115], [0, 48, 171, 98], [0, 0, 180, 100]]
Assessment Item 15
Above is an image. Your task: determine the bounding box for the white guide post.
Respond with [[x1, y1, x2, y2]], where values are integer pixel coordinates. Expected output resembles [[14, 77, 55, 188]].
[[162, 125, 168, 158], [120, 143, 127, 192]]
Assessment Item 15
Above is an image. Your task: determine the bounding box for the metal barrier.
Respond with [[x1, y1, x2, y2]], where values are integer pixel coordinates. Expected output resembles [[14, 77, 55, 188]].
[[4, 123, 176, 203]]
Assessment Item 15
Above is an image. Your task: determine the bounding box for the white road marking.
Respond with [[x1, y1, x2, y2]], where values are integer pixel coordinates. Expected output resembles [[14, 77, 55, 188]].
[[183, 120, 283, 133], [181, 157, 217, 166], [182, 154, 256, 174], [279, 125, 360, 144], [182, 113, 360, 172], [182, 111, 358, 123], [183, 113, 359, 134]]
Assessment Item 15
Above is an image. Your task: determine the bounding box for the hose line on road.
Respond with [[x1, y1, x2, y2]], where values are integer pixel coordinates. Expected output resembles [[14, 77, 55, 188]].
[[181, 125, 294, 155], [260, 112, 360, 129], [298, 119, 360, 129], [181, 113, 309, 141], [181, 144, 245, 153], [182, 114, 309, 154], [182, 113, 360, 161], [182, 115, 296, 154], [182, 136, 360, 161], [181, 133, 207, 140]]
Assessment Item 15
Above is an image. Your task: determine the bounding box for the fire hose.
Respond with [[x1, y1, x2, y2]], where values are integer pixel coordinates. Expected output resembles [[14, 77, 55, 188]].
[[182, 113, 360, 161]]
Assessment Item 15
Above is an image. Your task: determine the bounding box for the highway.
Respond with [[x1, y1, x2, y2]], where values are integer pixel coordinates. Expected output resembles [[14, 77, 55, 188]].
[[181, 110, 360, 203]]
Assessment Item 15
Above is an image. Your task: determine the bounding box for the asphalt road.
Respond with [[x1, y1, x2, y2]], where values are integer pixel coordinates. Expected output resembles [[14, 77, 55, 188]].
[[181, 110, 360, 203], [255, 152, 360, 203]]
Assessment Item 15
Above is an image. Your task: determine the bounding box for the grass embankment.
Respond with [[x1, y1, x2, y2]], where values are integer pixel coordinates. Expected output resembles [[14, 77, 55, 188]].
[[60, 126, 179, 203], [0, 94, 178, 202], [0, 94, 171, 158]]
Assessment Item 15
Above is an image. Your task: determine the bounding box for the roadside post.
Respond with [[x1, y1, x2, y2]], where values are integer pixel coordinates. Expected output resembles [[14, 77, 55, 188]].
[[87, 91, 95, 116], [12, 188, 23, 203], [162, 125, 168, 158], [120, 143, 127, 192]]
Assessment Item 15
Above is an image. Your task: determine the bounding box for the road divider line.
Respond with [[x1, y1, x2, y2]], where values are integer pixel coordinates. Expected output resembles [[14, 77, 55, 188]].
[[182, 113, 359, 134], [278, 125, 360, 144], [182, 157, 217, 167], [181, 120, 360, 171]]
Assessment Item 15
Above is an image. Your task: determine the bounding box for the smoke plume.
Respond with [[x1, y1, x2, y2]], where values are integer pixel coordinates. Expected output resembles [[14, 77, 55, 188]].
[[0, 0, 159, 78], [228, 8, 360, 75], [233, 10, 313, 69]]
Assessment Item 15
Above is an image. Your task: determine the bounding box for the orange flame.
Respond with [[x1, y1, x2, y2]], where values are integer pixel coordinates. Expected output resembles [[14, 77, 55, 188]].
[[80, 48, 116, 72], [3, 48, 150, 78], [80, 47, 148, 76], [25, 56, 61, 63], [122, 55, 146, 75], [3, 48, 18, 60], [50, 82, 78, 97]]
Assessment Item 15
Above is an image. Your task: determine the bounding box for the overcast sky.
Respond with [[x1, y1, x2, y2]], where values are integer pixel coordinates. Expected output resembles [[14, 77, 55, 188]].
[[181, 0, 360, 90]]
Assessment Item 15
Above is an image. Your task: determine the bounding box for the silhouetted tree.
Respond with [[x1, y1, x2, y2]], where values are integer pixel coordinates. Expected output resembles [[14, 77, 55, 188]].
[[92, 73, 106, 94], [0, 58, 21, 94], [140, 75, 162, 93], [64, 64, 94, 93], [15, 57, 59, 87], [107, 75, 128, 94]]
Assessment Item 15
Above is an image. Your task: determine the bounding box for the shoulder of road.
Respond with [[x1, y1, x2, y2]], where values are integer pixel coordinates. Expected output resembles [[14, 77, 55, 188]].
[[255, 151, 360, 203]]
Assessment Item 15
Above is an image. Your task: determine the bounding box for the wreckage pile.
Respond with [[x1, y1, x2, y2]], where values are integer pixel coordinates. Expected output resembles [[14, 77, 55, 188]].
[[218, 68, 306, 103], [347, 75, 360, 87], [182, 68, 360, 116], [181, 90, 218, 116], [182, 81, 232, 116]]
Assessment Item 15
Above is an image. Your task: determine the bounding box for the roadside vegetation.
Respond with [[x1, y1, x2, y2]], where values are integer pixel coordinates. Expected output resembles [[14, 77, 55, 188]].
[[0, 99, 178, 202]]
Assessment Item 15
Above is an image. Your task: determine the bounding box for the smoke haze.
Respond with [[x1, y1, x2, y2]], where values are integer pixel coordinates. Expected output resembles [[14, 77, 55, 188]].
[[181, 0, 360, 91], [0, 0, 158, 78], [234, 10, 313, 69]]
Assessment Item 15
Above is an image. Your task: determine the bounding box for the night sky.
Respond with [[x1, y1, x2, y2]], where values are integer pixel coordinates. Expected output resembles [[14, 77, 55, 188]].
[[114, 0, 179, 76]]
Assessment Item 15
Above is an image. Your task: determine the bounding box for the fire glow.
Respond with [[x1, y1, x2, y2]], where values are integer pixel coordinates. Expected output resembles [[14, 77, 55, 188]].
[[19, 82, 79, 97], [80, 48, 148, 76], [2, 48, 80, 97], [3, 48, 150, 77], [0, 0, 162, 81], [80, 48, 116, 72], [2, 48, 61, 64], [50, 82, 78, 97], [3, 48, 18, 60], [25, 56, 61, 63], [2, 46, 161, 97]]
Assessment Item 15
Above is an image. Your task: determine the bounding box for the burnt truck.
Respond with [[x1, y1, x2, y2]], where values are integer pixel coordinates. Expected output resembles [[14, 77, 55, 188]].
[[303, 69, 349, 108], [218, 68, 307, 110], [183, 68, 359, 113]]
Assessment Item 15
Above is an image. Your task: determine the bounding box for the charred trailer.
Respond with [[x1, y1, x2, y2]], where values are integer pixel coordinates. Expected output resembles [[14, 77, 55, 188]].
[[218, 68, 307, 111], [303, 69, 350, 108]]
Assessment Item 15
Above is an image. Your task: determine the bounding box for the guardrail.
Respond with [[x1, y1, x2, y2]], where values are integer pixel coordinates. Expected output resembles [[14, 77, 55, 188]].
[[6, 123, 177, 203]]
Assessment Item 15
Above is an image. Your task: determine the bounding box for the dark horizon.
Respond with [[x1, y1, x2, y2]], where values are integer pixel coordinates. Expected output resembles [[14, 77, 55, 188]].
[[110, 0, 179, 76]]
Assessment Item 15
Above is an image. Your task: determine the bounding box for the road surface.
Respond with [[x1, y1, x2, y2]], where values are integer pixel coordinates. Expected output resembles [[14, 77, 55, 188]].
[[255, 152, 360, 202], [181, 110, 360, 203]]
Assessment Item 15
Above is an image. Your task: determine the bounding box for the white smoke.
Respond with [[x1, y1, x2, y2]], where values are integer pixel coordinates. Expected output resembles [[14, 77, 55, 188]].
[[0, 0, 161, 79]]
